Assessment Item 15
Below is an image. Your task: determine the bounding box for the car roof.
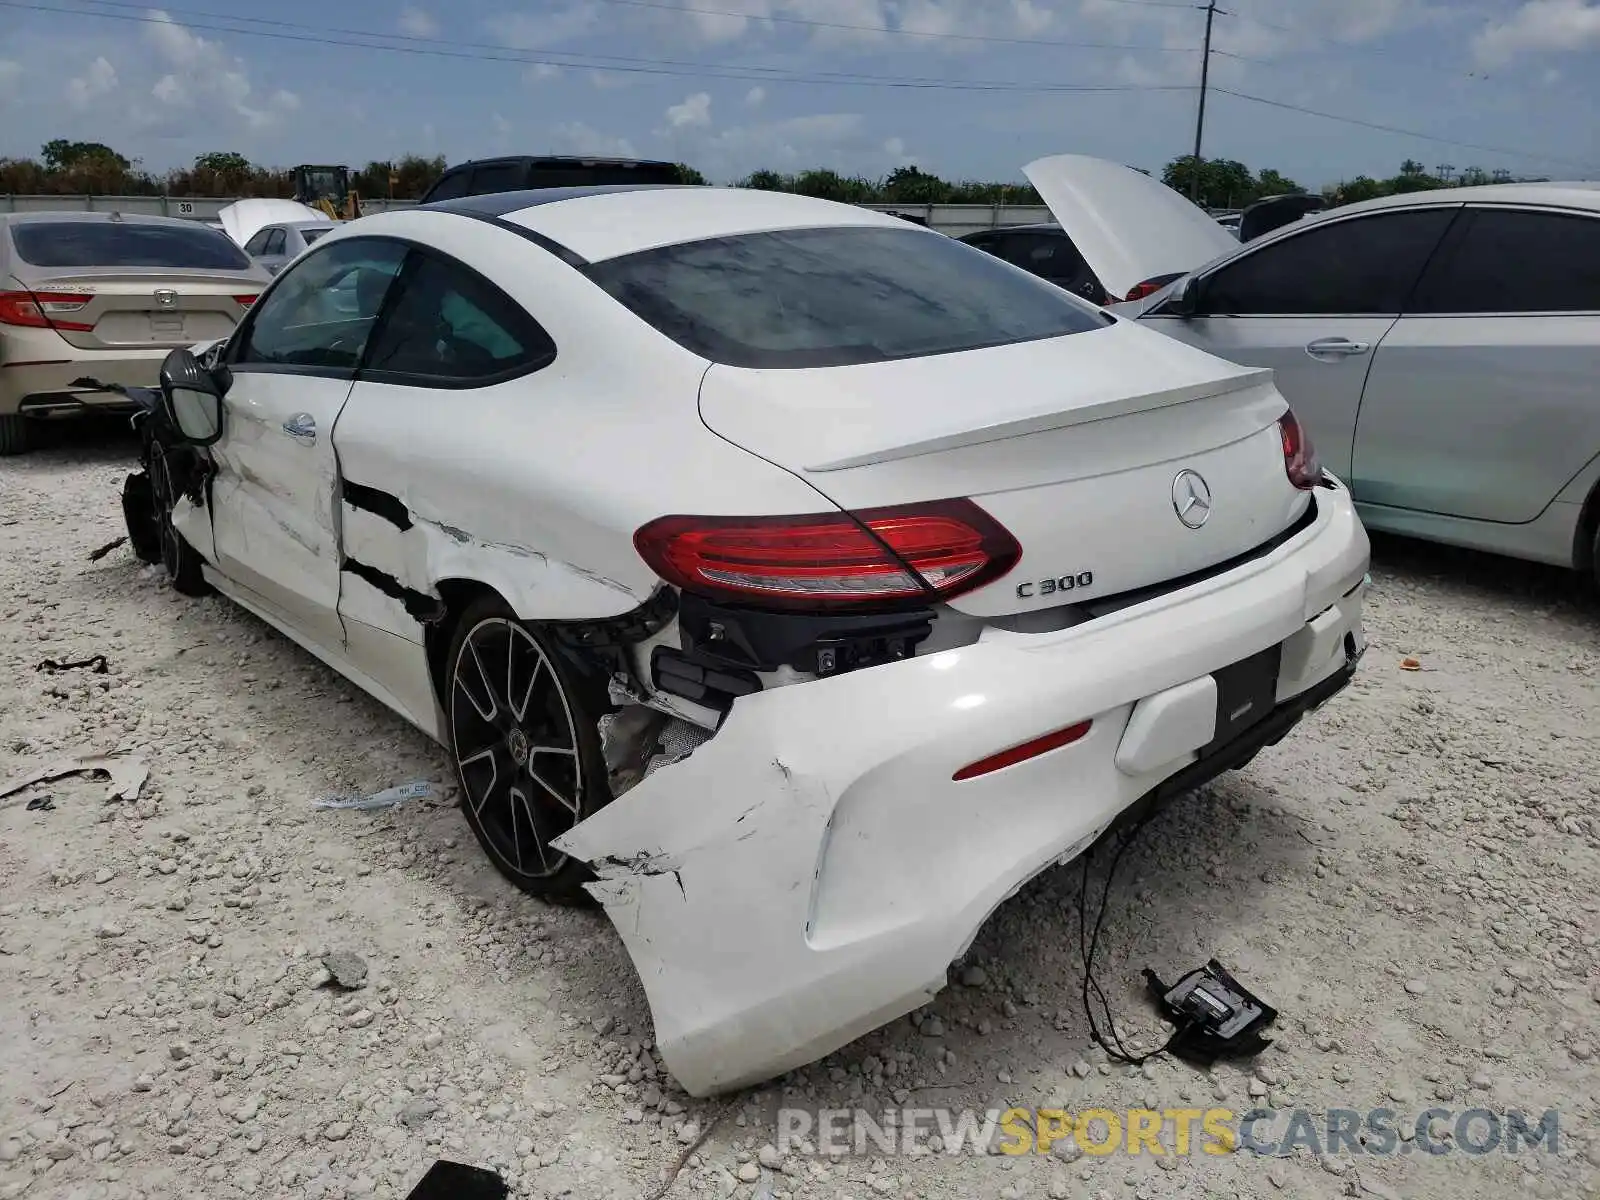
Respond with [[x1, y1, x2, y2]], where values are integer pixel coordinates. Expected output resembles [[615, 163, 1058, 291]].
[[421, 184, 914, 263], [1320, 181, 1600, 219], [440, 154, 679, 172], [0, 211, 219, 229]]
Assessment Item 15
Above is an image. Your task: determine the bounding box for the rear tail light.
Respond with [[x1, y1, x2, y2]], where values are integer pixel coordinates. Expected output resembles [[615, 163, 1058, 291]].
[[1124, 280, 1165, 302], [1278, 407, 1325, 490], [232, 294, 259, 308], [953, 719, 1093, 781], [633, 498, 1021, 610], [0, 291, 93, 332]]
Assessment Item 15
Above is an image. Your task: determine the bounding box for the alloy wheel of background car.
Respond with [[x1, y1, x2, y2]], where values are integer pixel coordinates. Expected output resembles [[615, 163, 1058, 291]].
[[147, 448, 209, 596], [447, 601, 607, 901]]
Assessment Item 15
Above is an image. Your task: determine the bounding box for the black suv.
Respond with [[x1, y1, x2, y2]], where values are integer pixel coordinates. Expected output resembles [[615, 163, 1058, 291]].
[[419, 156, 688, 205]]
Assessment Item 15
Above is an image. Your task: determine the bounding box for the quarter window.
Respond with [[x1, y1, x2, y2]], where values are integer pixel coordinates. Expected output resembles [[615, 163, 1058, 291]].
[[234, 238, 407, 372], [1200, 208, 1456, 316], [243, 229, 271, 255], [262, 228, 287, 255], [1406, 208, 1600, 314], [362, 251, 554, 383]]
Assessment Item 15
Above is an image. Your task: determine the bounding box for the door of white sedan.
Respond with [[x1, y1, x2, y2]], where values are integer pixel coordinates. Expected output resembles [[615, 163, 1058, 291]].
[[1141, 206, 1458, 485], [208, 236, 408, 651]]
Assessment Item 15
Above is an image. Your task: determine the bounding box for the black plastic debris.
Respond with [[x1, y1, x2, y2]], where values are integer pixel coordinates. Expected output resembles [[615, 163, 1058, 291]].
[[404, 1160, 508, 1200], [1143, 958, 1278, 1066], [87, 537, 127, 563], [25, 795, 55, 812], [36, 656, 109, 675]]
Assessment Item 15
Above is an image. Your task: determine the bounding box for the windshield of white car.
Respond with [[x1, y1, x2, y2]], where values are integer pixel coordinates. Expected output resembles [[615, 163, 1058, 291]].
[[9, 221, 254, 270], [587, 225, 1109, 369]]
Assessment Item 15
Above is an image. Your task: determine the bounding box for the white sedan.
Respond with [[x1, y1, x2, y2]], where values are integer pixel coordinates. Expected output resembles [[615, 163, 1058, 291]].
[[133, 184, 1371, 1097]]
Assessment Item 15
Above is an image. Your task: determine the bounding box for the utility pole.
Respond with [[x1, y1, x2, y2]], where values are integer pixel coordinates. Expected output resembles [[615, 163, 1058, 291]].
[[1190, 0, 1219, 204]]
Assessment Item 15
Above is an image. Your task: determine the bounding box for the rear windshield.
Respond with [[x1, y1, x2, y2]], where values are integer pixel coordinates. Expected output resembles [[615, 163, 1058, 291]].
[[300, 227, 331, 244], [586, 225, 1108, 368], [9, 221, 253, 270]]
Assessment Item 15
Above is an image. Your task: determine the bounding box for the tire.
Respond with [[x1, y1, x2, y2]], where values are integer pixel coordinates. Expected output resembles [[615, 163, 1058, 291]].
[[148, 446, 209, 596], [0, 414, 31, 456], [445, 596, 611, 902]]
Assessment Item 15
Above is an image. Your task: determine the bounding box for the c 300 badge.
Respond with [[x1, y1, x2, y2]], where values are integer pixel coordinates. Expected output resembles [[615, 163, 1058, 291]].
[[1016, 571, 1093, 599]]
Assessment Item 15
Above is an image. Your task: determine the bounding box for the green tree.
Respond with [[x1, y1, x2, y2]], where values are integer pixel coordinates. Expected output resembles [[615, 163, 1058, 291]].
[[1254, 168, 1303, 197], [738, 169, 787, 191], [1161, 156, 1256, 209], [674, 163, 708, 185], [881, 165, 950, 204], [40, 139, 129, 173]]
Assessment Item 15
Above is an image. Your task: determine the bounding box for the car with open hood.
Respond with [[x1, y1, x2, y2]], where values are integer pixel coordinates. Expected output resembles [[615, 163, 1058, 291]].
[[1022, 156, 1600, 587], [122, 183, 1369, 1096]]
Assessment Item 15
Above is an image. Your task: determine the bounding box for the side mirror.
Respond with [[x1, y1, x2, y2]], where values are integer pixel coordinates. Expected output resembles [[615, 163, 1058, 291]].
[[1165, 275, 1202, 319], [159, 348, 224, 446]]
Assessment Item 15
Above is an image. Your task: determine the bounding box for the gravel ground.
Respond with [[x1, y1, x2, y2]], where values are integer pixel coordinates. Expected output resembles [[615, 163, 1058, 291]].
[[2, 427, 1598, 1200]]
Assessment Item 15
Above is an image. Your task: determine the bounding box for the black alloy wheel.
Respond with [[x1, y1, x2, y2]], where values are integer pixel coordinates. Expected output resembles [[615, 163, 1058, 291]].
[[446, 598, 608, 900]]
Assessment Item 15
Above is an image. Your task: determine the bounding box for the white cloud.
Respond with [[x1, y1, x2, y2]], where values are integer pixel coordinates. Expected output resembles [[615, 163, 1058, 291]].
[[0, 59, 21, 98], [492, 112, 512, 135], [68, 56, 118, 109], [551, 120, 639, 158], [745, 85, 767, 107], [486, 6, 600, 49], [1474, 0, 1600, 65], [883, 135, 910, 161], [524, 62, 562, 83], [399, 7, 440, 37], [665, 91, 713, 129], [141, 11, 294, 131]]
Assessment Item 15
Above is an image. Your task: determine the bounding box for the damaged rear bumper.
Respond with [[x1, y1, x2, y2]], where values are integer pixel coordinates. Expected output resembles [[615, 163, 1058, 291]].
[[554, 485, 1370, 1097]]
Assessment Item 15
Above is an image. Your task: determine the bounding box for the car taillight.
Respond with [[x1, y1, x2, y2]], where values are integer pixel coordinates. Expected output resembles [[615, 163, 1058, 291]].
[[1124, 279, 1166, 302], [633, 498, 1021, 610], [0, 291, 93, 332], [232, 294, 258, 308], [1279, 407, 1325, 490]]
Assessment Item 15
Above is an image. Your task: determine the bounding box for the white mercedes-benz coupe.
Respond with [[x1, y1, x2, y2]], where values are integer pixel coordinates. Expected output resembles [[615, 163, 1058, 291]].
[[127, 183, 1371, 1097]]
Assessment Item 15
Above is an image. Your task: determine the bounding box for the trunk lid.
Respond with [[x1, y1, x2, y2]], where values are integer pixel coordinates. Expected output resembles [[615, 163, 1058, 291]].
[[217, 199, 332, 248], [1022, 154, 1238, 300], [698, 320, 1308, 617], [15, 271, 258, 351]]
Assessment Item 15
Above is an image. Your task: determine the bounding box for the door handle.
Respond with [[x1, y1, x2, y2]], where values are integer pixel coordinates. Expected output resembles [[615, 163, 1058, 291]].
[[281, 413, 316, 443], [1305, 336, 1370, 360]]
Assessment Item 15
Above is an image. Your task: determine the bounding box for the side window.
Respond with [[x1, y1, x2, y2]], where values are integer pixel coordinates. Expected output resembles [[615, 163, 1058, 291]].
[[1201, 208, 1457, 316], [262, 229, 287, 255], [362, 251, 555, 384], [234, 238, 408, 372], [243, 230, 270, 255], [1408, 208, 1600, 314], [466, 162, 527, 197], [423, 170, 471, 203]]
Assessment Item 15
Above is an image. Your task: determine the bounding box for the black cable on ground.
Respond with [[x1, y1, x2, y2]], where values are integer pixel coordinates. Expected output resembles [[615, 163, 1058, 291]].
[[1076, 809, 1195, 1066]]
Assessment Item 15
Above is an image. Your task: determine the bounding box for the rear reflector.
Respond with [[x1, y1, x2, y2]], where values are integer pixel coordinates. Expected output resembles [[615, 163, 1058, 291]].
[[0, 291, 93, 332], [634, 498, 1021, 611], [953, 720, 1093, 781]]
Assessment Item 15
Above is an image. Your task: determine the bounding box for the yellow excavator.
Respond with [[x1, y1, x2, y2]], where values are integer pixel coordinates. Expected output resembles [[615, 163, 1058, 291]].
[[291, 164, 362, 221]]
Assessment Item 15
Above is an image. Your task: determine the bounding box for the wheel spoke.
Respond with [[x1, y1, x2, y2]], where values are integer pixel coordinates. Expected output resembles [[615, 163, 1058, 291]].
[[459, 639, 499, 722], [527, 764, 581, 816], [510, 655, 542, 723], [508, 786, 550, 874], [457, 745, 500, 815], [527, 744, 575, 759]]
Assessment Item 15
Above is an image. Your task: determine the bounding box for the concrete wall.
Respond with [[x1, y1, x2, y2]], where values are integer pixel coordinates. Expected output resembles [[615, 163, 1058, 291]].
[[1, 195, 1055, 237]]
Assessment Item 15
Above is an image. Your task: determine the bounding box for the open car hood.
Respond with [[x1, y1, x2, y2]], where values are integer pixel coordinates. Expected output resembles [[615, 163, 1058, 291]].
[[217, 199, 332, 248], [1022, 154, 1239, 300]]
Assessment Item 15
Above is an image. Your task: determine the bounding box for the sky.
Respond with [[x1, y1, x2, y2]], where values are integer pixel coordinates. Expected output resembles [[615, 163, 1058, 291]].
[[0, 0, 1596, 188]]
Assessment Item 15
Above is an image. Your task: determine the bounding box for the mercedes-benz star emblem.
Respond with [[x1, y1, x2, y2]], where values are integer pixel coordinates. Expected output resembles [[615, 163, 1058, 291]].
[[154, 289, 178, 309], [1172, 469, 1212, 529]]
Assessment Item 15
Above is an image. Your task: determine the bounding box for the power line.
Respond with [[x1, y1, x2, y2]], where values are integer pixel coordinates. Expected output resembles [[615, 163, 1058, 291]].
[[1213, 88, 1598, 172], [0, 1, 1200, 93], [70, 0, 1203, 53]]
